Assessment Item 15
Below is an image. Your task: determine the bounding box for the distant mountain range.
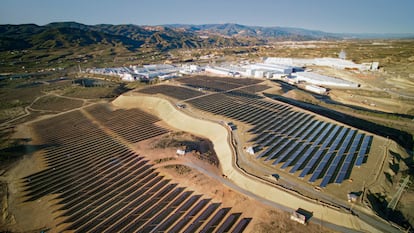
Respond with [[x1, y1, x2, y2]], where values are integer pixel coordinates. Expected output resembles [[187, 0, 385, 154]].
[[1, 22, 413, 52], [0, 22, 264, 52], [164, 23, 339, 40]]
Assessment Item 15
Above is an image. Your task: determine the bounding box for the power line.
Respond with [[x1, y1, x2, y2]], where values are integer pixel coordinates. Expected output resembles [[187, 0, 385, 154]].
[[387, 176, 410, 210]]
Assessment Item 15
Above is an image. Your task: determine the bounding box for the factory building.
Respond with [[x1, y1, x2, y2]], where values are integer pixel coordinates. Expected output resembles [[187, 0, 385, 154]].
[[180, 64, 201, 74], [205, 66, 236, 76], [244, 63, 293, 74], [304, 85, 327, 95], [131, 64, 179, 80], [265, 57, 379, 71], [293, 72, 359, 88]]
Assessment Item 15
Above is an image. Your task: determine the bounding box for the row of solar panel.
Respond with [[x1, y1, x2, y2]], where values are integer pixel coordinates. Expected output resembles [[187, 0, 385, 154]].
[[135, 82, 373, 189], [184, 91, 373, 187]]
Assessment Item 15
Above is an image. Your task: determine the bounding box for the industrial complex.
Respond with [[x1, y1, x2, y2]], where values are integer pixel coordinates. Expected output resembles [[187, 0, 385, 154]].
[[87, 55, 375, 94]]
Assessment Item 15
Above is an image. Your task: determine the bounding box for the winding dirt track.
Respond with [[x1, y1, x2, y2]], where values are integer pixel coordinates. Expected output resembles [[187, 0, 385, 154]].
[[112, 93, 380, 232]]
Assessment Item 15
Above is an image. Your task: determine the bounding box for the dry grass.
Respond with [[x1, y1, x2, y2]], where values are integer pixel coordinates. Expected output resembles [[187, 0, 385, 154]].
[[31, 95, 83, 112]]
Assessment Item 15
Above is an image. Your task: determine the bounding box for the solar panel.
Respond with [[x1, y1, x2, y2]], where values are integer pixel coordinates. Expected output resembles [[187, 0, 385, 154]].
[[346, 133, 363, 157], [325, 125, 341, 140], [272, 141, 300, 165], [298, 121, 321, 141], [340, 130, 356, 150], [250, 116, 282, 134], [308, 152, 334, 183], [311, 124, 333, 146], [273, 112, 305, 133], [318, 125, 341, 148], [289, 147, 317, 174], [319, 153, 344, 187], [298, 149, 325, 178], [257, 136, 285, 158], [248, 108, 279, 125], [302, 122, 325, 141], [283, 115, 314, 136], [335, 130, 356, 159], [264, 139, 291, 161], [280, 116, 313, 139], [253, 132, 273, 144], [299, 124, 341, 179], [281, 143, 309, 169], [327, 127, 348, 152], [334, 155, 355, 184], [240, 107, 270, 123], [262, 133, 283, 147], [355, 135, 373, 167], [325, 132, 361, 184]]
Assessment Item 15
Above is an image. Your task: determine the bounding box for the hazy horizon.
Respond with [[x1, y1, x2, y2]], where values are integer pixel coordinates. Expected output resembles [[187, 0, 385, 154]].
[[1, 0, 414, 34]]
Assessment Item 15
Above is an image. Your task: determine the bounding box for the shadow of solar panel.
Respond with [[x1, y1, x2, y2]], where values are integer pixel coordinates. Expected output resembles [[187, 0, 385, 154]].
[[200, 207, 232, 233], [183, 203, 221, 233], [169, 198, 211, 232]]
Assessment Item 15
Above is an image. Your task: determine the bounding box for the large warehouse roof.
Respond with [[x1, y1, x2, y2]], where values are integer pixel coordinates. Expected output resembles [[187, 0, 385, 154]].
[[294, 72, 359, 88]]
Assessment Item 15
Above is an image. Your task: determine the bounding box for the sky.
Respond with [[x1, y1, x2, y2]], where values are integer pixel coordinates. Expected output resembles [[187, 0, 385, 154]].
[[1, 0, 413, 34]]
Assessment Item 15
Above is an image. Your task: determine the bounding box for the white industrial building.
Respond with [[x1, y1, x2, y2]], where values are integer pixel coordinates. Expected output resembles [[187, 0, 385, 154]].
[[293, 72, 359, 88], [265, 57, 379, 71], [205, 66, 237, 76], [87, 67, 132, 76], [244, 63, 293, 74], [304, 85, 327, 95], [121, 73, 135, 82], [131, 64, 179, 79]]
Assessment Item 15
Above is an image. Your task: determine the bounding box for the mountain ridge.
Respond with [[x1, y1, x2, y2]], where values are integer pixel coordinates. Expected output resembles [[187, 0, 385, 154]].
[[1, 22, 413, 52], [0, 22, 266, 51]]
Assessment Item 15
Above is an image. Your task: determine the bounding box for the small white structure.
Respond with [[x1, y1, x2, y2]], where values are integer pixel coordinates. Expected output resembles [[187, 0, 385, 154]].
[[121, 73, 134, 82], [189, 65, 200, 72], [347, 193, 359, 203], [290, 211, 306, 225], [245, 146, 255, 155], [176, 149, 186, 156], [304, 85, 327, 95], [339, 50, 347, 60], [371, 62, 379, 71]]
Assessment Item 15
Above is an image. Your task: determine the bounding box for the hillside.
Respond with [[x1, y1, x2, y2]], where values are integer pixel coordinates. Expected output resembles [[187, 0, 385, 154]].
[[165, 23, 339, 40], [0, 22, 265, 52], [2, 22, 414, 53]]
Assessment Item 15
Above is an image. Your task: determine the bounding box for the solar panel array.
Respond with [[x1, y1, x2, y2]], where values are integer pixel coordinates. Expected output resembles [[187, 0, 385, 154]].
[[23, 105, 251, 232], [137, 84, 204, 100], [177, 76, 263, 92], [138, 77, 373, 188]]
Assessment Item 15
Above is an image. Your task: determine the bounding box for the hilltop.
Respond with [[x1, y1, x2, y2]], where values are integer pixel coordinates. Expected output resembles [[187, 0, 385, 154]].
[[0, 22, 265, 52]]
